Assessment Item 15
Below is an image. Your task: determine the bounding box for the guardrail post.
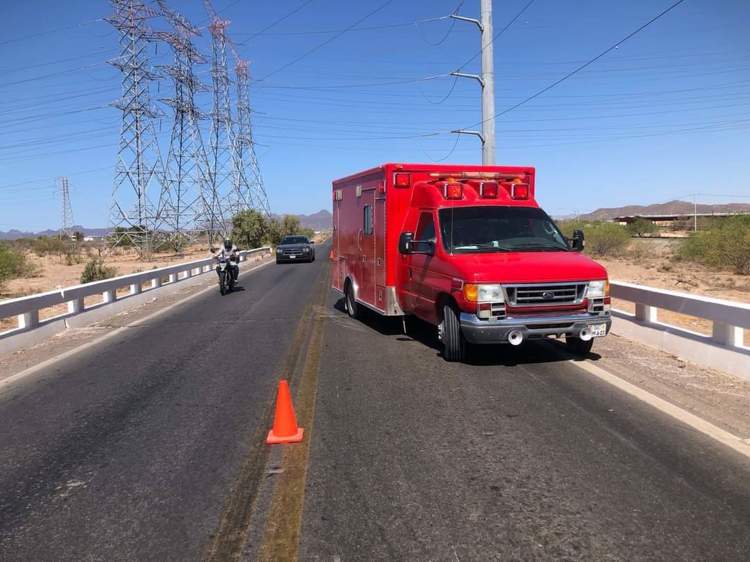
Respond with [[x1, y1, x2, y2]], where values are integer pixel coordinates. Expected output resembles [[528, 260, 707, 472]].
[[635, 303, 658, 324], [712, 322, 743, 348], [18, 310, 39, 330], [129, 283, 142, 296], [151, 277, 161, 289], [168, 273, 176, 284], [102, 289, 116, 304], [67, 296, 84, 314]]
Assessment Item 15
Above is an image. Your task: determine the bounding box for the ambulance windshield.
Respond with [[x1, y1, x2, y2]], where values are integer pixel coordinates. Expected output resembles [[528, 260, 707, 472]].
[[438, 206, 569, 253]]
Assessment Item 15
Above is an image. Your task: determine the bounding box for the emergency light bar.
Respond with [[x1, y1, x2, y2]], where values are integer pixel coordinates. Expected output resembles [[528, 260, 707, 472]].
[[429, 171, 526, 181]]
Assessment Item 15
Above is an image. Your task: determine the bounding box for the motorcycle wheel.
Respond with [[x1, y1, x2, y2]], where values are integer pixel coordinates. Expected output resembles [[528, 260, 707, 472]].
[[219, 272, 226, 296]]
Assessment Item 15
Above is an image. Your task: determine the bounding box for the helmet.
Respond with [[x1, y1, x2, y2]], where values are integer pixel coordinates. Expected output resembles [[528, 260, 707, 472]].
[[223, 239, 232, 250]]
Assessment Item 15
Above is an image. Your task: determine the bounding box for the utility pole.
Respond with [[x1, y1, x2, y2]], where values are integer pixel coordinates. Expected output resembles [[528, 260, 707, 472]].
[[450, 0, 496, 165]]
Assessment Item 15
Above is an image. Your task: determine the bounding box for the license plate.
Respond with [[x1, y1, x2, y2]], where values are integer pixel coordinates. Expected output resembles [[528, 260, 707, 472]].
[[590, 323, 607, 337], [290, 255, 296, 259]]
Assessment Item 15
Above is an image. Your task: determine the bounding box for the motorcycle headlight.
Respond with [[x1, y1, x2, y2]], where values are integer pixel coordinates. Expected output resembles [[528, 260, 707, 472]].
[[587, 280, 610, 298], [463, 284, 504, 303]]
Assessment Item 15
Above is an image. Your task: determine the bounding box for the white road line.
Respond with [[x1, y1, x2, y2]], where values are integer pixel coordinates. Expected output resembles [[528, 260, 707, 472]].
[[574, 359, 750, 460], [0, 259, 274, 392]]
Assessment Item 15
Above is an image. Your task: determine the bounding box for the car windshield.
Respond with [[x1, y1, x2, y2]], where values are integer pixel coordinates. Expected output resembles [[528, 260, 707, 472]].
[[438, 206, 569, 253], [281, 236, 309, 244]]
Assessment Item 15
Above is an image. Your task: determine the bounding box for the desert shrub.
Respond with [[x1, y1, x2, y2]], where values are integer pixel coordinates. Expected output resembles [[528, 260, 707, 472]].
[[31, 236, 67, 257], [556, 220, 629, 257], [626, 218, 659, 238], [0, 244, 25, 286], [679, 216, 750, 275], [80, 258, 118, 284], [585, 223, 630, 256]]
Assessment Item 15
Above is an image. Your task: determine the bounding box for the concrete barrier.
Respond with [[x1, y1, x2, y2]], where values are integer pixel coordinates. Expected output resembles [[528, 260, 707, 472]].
[[610, 281, 750, 380]]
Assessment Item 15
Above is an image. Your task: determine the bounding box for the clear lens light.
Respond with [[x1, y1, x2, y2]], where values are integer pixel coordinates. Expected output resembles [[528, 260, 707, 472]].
[[588, 280, 609, 298], [464, 284, 504, 303]]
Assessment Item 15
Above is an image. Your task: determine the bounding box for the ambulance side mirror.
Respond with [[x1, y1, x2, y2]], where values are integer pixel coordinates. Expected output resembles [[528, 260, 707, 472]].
[[399, 232, 414, 254], [571, 229, 585, 252]]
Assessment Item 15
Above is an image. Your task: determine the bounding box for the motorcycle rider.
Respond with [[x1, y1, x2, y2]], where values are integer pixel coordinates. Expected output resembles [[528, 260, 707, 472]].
[[214, 239, 239, 282]]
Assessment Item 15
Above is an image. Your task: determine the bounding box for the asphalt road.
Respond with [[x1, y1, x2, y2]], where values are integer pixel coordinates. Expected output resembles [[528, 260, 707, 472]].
[[3, 249, 750, 561], [0, 247, 328, 561], [299, 296, 750, 561]]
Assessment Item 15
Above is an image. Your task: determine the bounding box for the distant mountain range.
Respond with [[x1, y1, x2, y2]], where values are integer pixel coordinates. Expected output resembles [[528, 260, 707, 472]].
[[578, 200, 750, 221], [0, 211, 333, 240], [296, 209, 331, 231], [0, 226, 110, 241]]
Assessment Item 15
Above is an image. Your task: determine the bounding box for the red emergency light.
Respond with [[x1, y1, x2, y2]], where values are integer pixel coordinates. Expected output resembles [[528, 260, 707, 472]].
[[511, 183, 530, 200], [443, 182, 463, 200], [394, 173, 411, 188], [479, 181, 498, 198]]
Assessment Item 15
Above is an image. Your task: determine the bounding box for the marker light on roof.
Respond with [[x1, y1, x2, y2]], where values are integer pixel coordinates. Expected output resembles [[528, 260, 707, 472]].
[[444, 183, 463, 200], [511, 183, 529, 200], [479, 181, 498, 198], [394, 173, 411, 188]]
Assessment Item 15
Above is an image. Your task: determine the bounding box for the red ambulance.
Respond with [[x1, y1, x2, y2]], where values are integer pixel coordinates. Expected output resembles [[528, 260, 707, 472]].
[[331, 163, 611, 362]]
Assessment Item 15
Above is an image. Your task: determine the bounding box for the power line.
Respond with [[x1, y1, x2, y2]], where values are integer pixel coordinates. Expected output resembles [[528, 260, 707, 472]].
[[257, 0, 395, 81], [469, 0, 689, 128], [237, 0, 316, 44]]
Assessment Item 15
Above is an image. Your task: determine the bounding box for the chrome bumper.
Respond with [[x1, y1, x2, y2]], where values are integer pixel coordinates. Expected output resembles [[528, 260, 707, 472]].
[[459, 311, 611, 344]]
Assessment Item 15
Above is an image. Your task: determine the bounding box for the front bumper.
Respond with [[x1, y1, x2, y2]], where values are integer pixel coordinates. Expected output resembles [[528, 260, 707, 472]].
[[276, 252, 313, 262], [459, 311, 611, 345]]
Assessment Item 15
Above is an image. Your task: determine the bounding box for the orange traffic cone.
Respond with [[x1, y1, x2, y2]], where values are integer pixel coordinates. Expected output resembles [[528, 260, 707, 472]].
[[266, 380, 304, 444]]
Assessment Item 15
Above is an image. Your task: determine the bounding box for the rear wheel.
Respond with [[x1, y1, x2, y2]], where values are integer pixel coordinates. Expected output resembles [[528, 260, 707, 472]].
[[565, 336, 594, 355], [440, 304, 466, 362], [345, 281, 360, 319]]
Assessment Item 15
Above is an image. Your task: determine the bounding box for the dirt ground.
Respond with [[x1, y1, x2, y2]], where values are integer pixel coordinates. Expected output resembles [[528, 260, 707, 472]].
[[598, 238, 749, 346]]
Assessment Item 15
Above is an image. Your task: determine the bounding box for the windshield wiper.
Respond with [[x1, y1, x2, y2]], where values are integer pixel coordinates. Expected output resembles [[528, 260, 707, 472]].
[[452, 243, 511, 253], [512, 243, 569, 252]]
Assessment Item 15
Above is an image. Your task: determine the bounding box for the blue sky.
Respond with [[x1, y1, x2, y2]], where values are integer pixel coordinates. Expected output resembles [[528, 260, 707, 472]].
[[0, 0, 748, 231]]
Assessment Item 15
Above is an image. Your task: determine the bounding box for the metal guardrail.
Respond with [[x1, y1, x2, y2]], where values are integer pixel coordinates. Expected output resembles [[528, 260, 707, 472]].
[[611, 280, 750, 349], [0, 247, 271, 337]]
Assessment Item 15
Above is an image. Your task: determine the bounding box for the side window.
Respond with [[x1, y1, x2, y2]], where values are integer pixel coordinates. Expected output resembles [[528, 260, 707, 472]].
[[363, 204, 373, 235], [416, 212, 435, 241]]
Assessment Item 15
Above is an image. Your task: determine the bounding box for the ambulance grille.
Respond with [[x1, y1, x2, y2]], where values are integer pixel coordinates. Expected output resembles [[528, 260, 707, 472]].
[[505, 283, 586, 307]]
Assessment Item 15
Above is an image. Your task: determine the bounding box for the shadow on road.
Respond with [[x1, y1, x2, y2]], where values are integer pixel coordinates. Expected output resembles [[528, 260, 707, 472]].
[[332, 298, 600, 367]]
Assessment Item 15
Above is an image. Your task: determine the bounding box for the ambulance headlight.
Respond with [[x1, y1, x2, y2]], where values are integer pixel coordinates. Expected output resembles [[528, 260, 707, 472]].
[[463, 284, 504, 303], [587, 280, 610, 298]]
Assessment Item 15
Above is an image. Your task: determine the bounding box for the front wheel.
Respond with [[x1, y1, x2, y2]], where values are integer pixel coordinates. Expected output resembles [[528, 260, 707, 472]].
[[440, 304, 466, 362], [218, 271, 227, 296], [565, 336, 594, 355]]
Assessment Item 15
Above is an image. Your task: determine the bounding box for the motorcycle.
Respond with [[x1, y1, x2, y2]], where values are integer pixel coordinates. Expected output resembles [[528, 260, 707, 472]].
[[216, 256, 237, 295]]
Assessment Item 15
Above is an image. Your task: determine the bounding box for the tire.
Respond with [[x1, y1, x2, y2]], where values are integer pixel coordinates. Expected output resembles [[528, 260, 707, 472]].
[[345, 282, 360, 319], [219, 272, 226, 296], [565, 336, 594, 355], [441, 304, 466, 362]]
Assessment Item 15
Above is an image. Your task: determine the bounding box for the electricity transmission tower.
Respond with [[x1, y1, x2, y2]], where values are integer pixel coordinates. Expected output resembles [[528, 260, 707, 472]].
[[203, 0, 242, 243], [58, 177, 74, 240], [155, 0, 213, 250], [106, 0, 168, 254], [231, 51, 271, 216]]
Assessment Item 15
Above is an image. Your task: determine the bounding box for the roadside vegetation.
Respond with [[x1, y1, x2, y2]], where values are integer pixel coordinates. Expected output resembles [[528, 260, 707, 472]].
[[0, 242, 37, 291], [231, 210, 315, 249], [80, 257, 118, 284], [558, 215, 750, 276], [678, 216, 750, 275]]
